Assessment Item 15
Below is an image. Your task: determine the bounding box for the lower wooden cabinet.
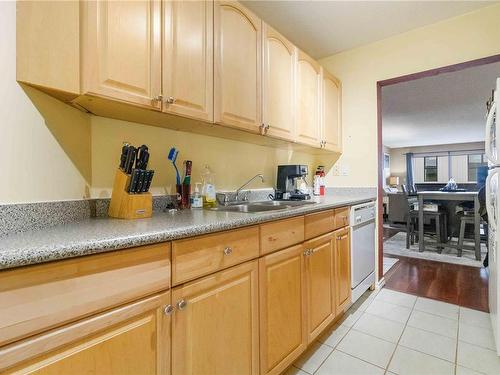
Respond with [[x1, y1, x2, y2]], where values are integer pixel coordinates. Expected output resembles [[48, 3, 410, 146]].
[[0, 207, 354, 375], [335, 227, 352, 311], [172, 261, 259, 375], [304, 233, 336, 343], [2, 292, 171, 375], [259, 244, 307, 375]]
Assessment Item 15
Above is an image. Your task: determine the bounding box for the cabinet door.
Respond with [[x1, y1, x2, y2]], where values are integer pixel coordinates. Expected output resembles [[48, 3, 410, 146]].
[[172, 261, 259, 375], [82, 0, 162, 109], [335, 228, 352, 311], [304, 233, 336, 343], [214, 1, 262, 133], [163, 0, 213, 121], [296, 50, 321, 147], [322, 69, 342, 152], [259, 245, 306, 375], [262, 23, 296, 141], [3, 293, 171, 375]]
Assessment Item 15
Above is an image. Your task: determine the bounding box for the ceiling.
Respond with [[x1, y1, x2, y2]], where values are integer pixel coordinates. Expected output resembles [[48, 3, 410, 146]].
[[242, 1, 495, 59], [382, 61, 500, 148]]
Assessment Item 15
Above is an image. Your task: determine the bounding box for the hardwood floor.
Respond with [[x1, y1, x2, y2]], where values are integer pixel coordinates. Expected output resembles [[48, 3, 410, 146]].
[[384, 255, 489, 312]]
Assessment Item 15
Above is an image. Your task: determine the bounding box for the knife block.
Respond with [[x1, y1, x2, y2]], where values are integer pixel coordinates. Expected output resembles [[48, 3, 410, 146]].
[[108, 169, 152, 219]]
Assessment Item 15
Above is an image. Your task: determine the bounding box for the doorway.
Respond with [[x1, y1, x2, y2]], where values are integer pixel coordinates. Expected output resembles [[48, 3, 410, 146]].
[[377, 54, 500, 311]]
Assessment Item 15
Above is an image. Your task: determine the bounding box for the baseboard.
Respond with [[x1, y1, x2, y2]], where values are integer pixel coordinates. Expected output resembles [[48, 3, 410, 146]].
[[377, 277, 386, 288]]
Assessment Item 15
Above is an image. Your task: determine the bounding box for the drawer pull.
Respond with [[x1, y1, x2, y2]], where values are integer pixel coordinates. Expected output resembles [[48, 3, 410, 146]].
[[223, 247, 233, 256], [177, 299, 188, 311], [164, 304, 174, 315]]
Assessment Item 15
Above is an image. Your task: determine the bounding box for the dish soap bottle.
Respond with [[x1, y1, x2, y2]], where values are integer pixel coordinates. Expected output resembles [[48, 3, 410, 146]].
[[201, 165, 216, 208], [190, 182, 203, 208]]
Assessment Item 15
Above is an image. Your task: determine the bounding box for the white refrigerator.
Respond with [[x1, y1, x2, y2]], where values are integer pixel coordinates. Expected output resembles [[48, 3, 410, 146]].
[[486, 77, 500, 355]]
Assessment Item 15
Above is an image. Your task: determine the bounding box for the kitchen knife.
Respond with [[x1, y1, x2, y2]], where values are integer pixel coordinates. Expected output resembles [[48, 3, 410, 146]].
[[119, 143, 130, 171], [136, 145, 149, 170], [136, 170, 146, 192], [128, 169, 140, 193], [144, 170, 155, 192], [124, 146, 137, 174]]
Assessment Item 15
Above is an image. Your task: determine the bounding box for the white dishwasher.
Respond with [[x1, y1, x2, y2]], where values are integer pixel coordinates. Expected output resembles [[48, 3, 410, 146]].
[[350, 202, 376, 304]]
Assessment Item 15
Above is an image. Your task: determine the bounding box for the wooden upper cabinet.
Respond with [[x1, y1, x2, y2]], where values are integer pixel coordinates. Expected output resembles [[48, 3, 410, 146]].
[[16, 1, 80, 101], [296, 50, 321, 147], [304, 233, 336, 343], [3, 293, 171, 375], [214, 1, 262, 133], [163, 0, 213, 121], [259, 245, 306, 375], [335, 227, 352, 311], [262, 23, 296, 141], [322, 69, 342, 152], [81, 0, 162, 109], [172, 261, 259, 375]]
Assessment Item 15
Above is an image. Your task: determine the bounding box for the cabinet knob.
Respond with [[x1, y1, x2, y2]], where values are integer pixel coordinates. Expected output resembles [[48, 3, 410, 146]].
[[177, 299, 188, 310], [303, 249, 312, 256], [164, 304, 174, 315], [223, 246, 233, 256], [152, 95, 163, 102], [166, 96, 175, 104]]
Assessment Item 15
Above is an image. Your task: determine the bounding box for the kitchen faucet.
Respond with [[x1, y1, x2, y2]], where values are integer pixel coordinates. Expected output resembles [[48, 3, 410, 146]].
[[235, 174, 265, 200], [216, 174, 265, 205]]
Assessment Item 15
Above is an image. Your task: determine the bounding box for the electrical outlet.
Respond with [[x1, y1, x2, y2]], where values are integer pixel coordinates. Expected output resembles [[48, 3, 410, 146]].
[[333, 164, 340, 176], [341, 164, 350, 176]]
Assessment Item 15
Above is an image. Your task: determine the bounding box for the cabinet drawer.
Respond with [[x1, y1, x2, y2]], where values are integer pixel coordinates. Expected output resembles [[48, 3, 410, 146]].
[[0, 244, 171, 347], [260, 216, 305, 255], [1, 292, 170, 374], [305, 210, 334, 240], [334, 207, 350, 229], [172, 226, 260, 285]]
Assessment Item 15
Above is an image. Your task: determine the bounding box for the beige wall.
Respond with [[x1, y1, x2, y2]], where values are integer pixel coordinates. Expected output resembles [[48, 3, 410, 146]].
[[0, 1, 90, 204], [90, 116, 316, 198], [320, 3, 500, 188], [389, 142, 485, 184]]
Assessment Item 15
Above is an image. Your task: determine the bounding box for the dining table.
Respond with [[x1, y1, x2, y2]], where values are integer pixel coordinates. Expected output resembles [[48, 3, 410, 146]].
[[417, 191, 481, 260]]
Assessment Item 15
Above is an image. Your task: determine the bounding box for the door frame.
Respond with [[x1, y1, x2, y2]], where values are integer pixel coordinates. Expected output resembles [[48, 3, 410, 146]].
[[377, 53, 500, 280]]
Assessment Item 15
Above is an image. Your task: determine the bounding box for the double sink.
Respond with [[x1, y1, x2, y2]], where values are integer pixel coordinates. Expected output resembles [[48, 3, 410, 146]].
[[210, 200, 316, 213]]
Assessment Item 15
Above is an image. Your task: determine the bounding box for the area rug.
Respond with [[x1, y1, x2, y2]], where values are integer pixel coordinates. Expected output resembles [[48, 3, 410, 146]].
[[383, 257, 399, 274], [383, 232, 487, 268]]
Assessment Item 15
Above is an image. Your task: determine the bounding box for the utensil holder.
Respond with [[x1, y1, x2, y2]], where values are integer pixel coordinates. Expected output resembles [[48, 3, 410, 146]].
[[176, 184, 191, 209], [108, 169, 152, 219]]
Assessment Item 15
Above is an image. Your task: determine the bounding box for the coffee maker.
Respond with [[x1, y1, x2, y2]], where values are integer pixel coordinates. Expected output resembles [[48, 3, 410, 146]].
[[274, 165, 311, 200]]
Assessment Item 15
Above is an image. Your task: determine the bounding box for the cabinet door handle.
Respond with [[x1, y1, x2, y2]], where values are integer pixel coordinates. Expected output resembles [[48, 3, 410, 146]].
[[164, 304, 174, 315], [166, 96, 175, 104], [223, 246, 233, 256], [177, 299, 188, 310], [303, 249, 312, 256], [152, 95, 163, 103]]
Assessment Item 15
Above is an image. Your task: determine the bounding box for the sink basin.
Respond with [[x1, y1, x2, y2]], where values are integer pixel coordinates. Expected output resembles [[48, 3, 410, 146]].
[[252, 200, 316, 207], [209, 200, 316, 213]]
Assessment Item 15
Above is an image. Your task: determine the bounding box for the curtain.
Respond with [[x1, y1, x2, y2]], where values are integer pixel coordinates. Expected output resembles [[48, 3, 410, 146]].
[[406, 153, 414, 189]]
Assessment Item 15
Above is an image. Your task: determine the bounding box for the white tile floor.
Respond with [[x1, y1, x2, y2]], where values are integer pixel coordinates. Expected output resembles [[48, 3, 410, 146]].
[[289, 288, 500, 375]]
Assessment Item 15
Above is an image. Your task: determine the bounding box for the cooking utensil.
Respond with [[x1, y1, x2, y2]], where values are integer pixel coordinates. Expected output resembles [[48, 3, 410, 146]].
[[183, 160, 192, 185]]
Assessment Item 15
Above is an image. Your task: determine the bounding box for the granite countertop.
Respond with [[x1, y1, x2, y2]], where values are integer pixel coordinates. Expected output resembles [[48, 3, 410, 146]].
[[0, 193, 375, 270]]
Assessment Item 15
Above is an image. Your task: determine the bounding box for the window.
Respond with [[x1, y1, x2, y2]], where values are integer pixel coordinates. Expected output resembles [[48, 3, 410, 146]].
[[424, 156, 438, 182], [468, 154, 487, 182]]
